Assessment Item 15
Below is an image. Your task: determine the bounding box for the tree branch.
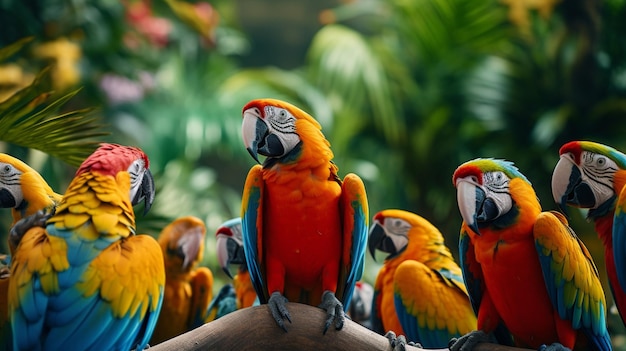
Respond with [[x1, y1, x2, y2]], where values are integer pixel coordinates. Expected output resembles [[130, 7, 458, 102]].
[[150, 303, 531, 351]]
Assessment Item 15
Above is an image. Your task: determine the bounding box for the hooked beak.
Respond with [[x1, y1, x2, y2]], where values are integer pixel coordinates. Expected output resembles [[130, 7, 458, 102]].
[[242, 108, 266, 164], [368, 222, 400, 261], [552, 155, 595, 211], [132, 169, 155, 216], [216, 234, 247, 278], [178, 226, 204, 270], [0, 188, 17, 209], [456, 178, 484, 235]]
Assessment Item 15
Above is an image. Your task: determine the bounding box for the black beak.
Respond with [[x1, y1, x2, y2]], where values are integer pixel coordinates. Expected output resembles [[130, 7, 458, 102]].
[[0, 189, 16, 208], [133, 169, 155, 215], [368, 222, 398, 261], [222, 238, 247, 279]]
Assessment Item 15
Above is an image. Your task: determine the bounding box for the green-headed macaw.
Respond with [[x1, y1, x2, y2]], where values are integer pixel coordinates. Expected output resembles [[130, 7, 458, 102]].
[[552, 140, 626, 326], [215, 217, 258, 309], [0, 153, 62, 351], [151, 216, 214, 345], [368, 209, 477, 348], [240, 98, 369, 334], [8, 143, 164, 351], [451, 158, 611, 351]]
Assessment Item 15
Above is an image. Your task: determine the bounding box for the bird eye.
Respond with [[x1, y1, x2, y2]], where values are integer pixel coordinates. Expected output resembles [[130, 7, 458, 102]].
[[2, 165, 11, 173], [597, 157, 606, 167]]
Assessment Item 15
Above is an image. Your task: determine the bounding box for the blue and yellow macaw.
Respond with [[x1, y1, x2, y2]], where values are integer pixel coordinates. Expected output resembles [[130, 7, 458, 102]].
[[0, 153, 62, 351], [451, 158, 611, 351], [368, 209, 477, 348], [240, 98, 369, 334], [552, 140, 626, 327], [215, 217, 258, 309], [8, 143, 164, 351], [151, 216, 214, 345]]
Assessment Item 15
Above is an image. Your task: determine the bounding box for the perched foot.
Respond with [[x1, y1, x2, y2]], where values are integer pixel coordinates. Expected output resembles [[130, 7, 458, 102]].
[[449, 330, 493, 351], [538, 343, 571, 351], [385, 331, 422, 351], [318, 290, 345, 334], [9, 209, 54, 252], [268, 291, 291, 332]]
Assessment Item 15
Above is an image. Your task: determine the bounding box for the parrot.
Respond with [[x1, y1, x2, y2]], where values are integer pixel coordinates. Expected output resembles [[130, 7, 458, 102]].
[[8, 143, 164, 351], [368, 209, 477, 348], [215, 217, 258, 309], [204, 283, 238, 322], [0, 153, 62, 254], [0, 153, 62, 351], [151, 215, 214, 345], [552, 140, 626, 326], [451, 158, 611, 351], [240, 98, 369, 334], [348, 281, 374, 329]]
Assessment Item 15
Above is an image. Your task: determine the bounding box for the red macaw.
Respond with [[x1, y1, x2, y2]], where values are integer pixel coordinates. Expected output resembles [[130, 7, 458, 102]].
[[215, 217, 258, 309], [451, 158, 611, 351], [0, 153, 62, 351], [151, 216, 214, 345], [240, 98, 369, 333], [369, 209, 477, 348], [552, 140, 626, 326], [8, 143, 164, 351]]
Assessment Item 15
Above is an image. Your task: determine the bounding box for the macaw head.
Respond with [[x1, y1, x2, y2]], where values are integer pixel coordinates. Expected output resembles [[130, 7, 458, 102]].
[[215, 217, 246, 278], [552, 141, 626, 218], [368, 209, 446, 262], [241, 98, 328, 166], [0, 153, 58, 211], [453, 158, 536, 235], [158, 216, 207, 271], [77, 143, 155, 215]]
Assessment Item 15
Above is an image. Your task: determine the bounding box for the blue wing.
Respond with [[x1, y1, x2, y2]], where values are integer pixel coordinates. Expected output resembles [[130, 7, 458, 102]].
[[241, 165, 267, 303], [339, 173, 369, 310]]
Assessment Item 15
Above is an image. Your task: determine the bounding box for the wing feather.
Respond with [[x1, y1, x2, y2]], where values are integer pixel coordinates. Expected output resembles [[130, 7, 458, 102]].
[[241, 165, 267, 303]]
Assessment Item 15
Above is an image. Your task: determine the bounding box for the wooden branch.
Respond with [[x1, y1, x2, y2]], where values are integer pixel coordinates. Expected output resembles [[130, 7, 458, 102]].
[[150, 303, 531, 351]]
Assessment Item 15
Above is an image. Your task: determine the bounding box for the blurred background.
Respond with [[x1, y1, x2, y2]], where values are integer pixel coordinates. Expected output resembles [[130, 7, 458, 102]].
[[1, 0, 626, 346]]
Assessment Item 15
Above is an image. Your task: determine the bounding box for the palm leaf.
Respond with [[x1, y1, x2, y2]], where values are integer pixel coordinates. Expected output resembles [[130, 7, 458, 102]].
[[0, 38, 108, 166]]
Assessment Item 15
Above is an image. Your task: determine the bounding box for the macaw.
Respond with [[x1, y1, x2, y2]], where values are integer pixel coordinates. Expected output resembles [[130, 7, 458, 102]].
[[215, 217, 258, 309], [240, 98, 369, 334], [348, 281, 374, 329], [151, 215, 214, 345], [0, 153, 62, 254], [552, 140, 626, 326], [8, 143, 164, 351], [368, 209, 477, 348], [451, 158, 611, 351], [0, 153, 62, 351], [204, 284, 237, 322]]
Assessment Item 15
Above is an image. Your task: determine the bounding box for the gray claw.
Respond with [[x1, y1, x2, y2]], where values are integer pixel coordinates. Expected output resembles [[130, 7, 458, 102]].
[[449, 330, 492, 351], [386, 331, 423, 351], [318, 290, 345, 334], [268, 292, 291, 332], [538, 343, 571, 351], [9, 209, 53, 251]]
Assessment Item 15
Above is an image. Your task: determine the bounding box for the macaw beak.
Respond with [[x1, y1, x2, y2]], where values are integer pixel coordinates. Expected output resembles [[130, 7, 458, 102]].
[[552, 155, 596, 211], [132, 168, 155, 216], [216, 233, 247, 278], [0, 188, 17, 209], [456, 178, 485, 235], [368, 221, 400, 261], [177, 226, 204, 271], [242, 107, 287, 164]]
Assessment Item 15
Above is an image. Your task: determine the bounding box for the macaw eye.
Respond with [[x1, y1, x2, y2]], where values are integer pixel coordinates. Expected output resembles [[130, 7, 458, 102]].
[[1, 165, 11, 174], [596, 156, 606, 167]]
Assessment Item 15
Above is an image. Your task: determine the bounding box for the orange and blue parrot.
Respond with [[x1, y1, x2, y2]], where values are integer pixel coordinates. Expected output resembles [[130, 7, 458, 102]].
[[368, 209, 477, 348], [451, 158, 611, 351], [8, 143, 164, 351], [552, 141, 626, 326], [0, 153, 62, 254], [151, 215, 214, 345], [0, 153, 62, 351], [215, 217, 258, 309], [240, 98, 369, 334]]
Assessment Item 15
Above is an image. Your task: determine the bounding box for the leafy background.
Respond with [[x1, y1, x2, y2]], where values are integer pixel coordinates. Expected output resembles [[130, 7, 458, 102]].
[[1, 0, 626, 345]]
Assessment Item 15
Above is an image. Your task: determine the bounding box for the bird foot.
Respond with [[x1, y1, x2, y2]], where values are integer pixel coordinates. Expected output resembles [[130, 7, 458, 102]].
[[538, 343, 571, 351], [385, 331, 422, 351], [9, 209, 54, 251], [449, 330, 493, 351], [268, 291, 291, 332], [318, 290, 345, 334]]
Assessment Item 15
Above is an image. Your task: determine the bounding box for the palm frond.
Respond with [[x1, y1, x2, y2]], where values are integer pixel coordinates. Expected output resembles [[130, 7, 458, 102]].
[[0, 39, 108, 166]]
